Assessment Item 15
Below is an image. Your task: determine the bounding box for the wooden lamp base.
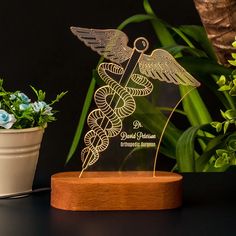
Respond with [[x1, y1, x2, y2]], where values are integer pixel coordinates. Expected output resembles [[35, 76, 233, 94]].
[[51, 171, 182, 211]]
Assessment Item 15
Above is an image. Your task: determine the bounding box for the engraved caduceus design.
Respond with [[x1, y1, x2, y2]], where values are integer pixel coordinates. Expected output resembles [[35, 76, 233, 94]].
[[71, 27, 200, 177]]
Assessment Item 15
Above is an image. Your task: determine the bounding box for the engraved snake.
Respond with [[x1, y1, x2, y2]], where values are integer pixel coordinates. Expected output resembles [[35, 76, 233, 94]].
[[81, 62, 153, 170]]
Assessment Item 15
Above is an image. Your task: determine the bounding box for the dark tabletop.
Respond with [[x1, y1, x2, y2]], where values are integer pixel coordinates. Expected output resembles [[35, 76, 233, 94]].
[[0, 173, 236, 236]]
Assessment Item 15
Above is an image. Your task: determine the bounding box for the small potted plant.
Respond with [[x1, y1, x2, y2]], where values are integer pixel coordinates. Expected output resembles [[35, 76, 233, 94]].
[[0, 79, 66, 196]]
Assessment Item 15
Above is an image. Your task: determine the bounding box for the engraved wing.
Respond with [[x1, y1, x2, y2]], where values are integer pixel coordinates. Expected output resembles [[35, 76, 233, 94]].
[[139, 49, 200, 87], [70, 27, 133, 64]]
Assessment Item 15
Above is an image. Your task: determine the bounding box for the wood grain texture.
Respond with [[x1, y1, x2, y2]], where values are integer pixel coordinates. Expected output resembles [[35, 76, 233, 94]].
[[51, 171, 182, 211], [194, 0, 236, 65]]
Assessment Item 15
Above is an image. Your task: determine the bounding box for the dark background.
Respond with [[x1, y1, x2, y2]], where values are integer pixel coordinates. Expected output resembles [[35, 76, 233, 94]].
[[0, 0, 201, 186]]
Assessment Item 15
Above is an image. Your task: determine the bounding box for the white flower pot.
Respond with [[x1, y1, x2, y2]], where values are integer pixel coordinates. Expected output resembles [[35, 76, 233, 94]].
[[0, 127, 44, 196]]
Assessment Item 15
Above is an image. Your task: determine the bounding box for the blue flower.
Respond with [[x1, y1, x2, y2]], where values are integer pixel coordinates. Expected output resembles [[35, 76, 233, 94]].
[[10, 94, 16, 100], [0, 109, 16, 129], [19, 103, 31, 111], [17, 92, 31, 103], [43, 103, 53, 115], [31, 101, 52, 115], [31, 101, 44, 112]]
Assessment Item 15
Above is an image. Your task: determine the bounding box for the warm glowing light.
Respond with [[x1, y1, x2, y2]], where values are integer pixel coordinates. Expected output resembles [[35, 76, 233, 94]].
[[71, 27, 200, 177]]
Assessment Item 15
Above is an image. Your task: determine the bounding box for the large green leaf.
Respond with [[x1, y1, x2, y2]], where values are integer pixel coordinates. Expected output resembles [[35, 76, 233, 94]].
[[117, 14, 156, 30], [176, 126, 201, 172], [180, 85, 212, 126], [171, 27, 195, 48], [179, 25, 217, 61], [177, 57, 232, 76], [134, 97, 182, 158], [195, 134, 225, 171], [65, 74, 96, 164], [143, 1, 211, 126], [143, 0, 176, 47], [178, 57, 234, 115], [164, 45, 207, 58], [203, 163, 229, 172], [176, 124, 230, 172]]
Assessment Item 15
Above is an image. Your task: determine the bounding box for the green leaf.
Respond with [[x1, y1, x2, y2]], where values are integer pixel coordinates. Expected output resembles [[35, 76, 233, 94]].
[[217, 75, 226, 86], [0, 92, 6, 96], [227, 134, 236, 150], [195, 132, 224, 171], [211, 121, 222, 132], [134, 97, 182, 158], [38, 90, 46, 101], [228, 60, 236, 66], [218, 85, 231, 91], [176, 126, 202, 172], [224, 121, 230, 133], [117, 14, 156, 30], [30, 86, 39, 98], [143, 2, 212, 128], [180, 85, 212, 126], [50, 91, 68, 105], [229, 86, 236, 96], [66, 75, 96, 164], [231, 53, 236, 59], [211, 121, 220, 128], [164, 45, 207, 58], [177, 57, 232, 76], [143, 0, 176, 47], [224, 109, 236, 119], [216, 149, 227, 156], [178, 58, 234, 111], [171, 27, 195, 48], [220, 110, 227, 119], [215, 154, 230, 168], [119, 146, 156, 171], [204, 163, 229, 172], [0, 79, 3, 89], [179, 25, 217, 61]]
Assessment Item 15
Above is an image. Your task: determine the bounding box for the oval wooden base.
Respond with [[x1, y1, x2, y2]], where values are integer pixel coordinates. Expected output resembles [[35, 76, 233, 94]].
[[51, 171, 182, 211]]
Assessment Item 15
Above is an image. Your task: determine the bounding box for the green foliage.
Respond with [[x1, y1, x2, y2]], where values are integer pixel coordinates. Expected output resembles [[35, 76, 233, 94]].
[[207, 39, 236, 169], [66, 72, 96, 164], [209, 133, 236, 168], [0, 79, 66, 129], [176, 126, 200, 172]]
